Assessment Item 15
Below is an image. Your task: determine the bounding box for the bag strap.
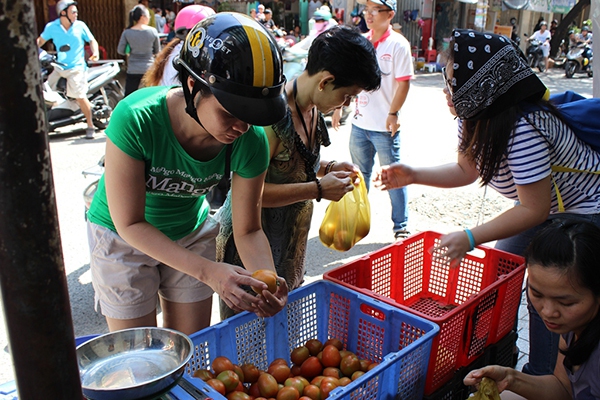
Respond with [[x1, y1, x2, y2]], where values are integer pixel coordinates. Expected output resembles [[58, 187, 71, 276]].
[[521, 113, 600, 212]]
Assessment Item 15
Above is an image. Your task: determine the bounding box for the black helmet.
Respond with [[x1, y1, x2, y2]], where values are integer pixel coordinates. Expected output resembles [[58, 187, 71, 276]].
[[176, 12, 286, 126]]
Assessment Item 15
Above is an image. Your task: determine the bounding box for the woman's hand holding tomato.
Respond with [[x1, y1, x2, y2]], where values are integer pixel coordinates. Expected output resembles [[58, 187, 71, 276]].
[[251, 269, 289, 318]]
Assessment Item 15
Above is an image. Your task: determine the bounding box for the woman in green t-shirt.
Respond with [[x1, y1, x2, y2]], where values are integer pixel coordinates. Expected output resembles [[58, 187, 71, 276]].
[[87, 13, 289, 335]]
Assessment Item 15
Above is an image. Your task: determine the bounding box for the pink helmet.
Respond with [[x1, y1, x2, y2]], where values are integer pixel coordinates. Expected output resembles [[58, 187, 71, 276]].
[[174, 5, 215, 38]]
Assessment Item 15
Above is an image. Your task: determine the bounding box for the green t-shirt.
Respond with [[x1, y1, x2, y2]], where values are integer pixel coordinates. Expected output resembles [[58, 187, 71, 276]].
[[88, 86, 269, 240]]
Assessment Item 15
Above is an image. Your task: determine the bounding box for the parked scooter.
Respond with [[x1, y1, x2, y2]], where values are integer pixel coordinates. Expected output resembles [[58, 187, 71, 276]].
[[40, 45, 124, 133], [524, 34, 546, 72], [82, 155, 104, 218], [565, 43, 593, 78]]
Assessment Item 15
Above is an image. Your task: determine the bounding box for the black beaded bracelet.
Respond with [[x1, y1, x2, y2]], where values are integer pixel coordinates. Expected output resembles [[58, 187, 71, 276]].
[[325, 160, 337, 175], [315, 179, 322, 202]]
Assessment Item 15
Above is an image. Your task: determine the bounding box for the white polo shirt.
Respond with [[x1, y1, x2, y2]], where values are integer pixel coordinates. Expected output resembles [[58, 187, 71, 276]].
[[352, 26, 414, 132]]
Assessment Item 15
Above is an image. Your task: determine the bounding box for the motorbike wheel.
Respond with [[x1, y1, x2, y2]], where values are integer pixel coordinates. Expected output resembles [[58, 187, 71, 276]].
[[565, 62, 576, 79], [92, 88, 122, 130], [538, 59, 546, 73], [527, 54, 535, 68]]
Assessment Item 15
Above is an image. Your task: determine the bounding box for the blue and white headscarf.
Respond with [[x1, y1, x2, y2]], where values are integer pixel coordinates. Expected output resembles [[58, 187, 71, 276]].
[[450, 29, 547, 120]]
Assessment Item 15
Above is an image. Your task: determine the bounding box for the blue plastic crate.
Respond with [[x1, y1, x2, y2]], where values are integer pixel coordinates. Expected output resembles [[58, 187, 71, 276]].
[[182, 280, 439, 400]]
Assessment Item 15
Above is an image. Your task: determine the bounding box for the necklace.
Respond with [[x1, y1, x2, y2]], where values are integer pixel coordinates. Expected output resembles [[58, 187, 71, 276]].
[[293, 79, 315, 149], [292, 79, 318, 182]]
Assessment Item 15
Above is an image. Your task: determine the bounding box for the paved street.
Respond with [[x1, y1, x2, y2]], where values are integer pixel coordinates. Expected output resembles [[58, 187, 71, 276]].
[[0, 66, 593, 389]]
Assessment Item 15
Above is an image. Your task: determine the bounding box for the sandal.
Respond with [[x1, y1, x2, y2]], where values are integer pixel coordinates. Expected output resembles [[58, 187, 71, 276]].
[[394, 230, 411, 241]]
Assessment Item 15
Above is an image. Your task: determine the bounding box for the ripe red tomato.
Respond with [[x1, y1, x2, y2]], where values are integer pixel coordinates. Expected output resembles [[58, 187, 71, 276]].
[[268, 363, 291, 383], [291, 364, 302, 376], [270, 358, 289, 367], [321, 345, 342, 368], [257, 372, 279, 398], [359, 359, 370, 372], [192, 369, 214, 381], [290, 346, 310, 366], [339, 354, 361, 377], [251, 269, 278, 294], [320, 380, 338, 399], [277, 386, 300, 400], [300, 356, 323, 379], [206, 378, 227, 395], [305, 339, 323, 356], [323, 338, 343, 351], [240, 363, 260, 383], [367, 362, 379, 371], [217, 370, 241, 393], [322, 367, 342, 379], [212, 356, 235, 375], [248, 382, 261, 397]]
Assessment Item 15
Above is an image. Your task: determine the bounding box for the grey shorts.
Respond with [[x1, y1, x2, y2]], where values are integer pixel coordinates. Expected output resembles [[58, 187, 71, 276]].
[[87, 217, 218, 320]]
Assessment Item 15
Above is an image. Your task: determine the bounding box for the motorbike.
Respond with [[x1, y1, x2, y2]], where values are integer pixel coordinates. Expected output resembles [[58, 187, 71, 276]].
[[551, 38, 568, 68], [39, 45, 124, 133], [82, 155, 104, 218], [524, 34, 547, 72], [565, 43, 593, 78]]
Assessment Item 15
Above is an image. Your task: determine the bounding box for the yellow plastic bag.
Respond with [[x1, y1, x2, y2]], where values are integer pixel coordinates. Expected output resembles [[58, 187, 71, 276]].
[[319, 172, 371, 251]]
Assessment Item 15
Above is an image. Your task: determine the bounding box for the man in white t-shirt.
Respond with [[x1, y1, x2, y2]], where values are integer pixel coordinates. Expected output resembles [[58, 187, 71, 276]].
[[333, 0, 413, 240], [529, 21, 551, 71]]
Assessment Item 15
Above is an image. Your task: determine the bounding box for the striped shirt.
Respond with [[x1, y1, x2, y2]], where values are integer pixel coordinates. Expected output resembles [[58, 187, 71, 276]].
[[459, 111, 600, 214]]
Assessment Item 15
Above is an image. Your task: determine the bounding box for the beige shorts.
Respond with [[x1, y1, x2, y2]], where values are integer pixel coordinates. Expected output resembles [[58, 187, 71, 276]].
[[47, 67, 88, 98], [87, 218, 218, 320]]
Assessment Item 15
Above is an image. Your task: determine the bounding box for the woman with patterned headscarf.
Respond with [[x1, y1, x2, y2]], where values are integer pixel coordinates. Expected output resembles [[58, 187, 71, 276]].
[[373, 29, 600, 377]]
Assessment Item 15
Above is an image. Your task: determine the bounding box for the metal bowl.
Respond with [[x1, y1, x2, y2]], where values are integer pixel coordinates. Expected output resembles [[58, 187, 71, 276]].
[[76, 327, 193, 400]]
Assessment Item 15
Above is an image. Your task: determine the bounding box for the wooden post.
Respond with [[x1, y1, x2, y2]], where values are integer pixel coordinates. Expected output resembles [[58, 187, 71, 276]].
[[0, 0, 82, 398]]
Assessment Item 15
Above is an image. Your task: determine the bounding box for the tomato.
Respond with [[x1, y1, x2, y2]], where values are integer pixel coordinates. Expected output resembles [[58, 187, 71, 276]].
[[310, 376, 324, 387], [339, 354, 361, 377], [212, 356, 235, 375], [299, 356, 323, 379], [248, 382, 261, 397], [338, 350, 352, 359], [295, 376, 309, 390], [320, 380, 338, 399], [299, 397, 314, 400], [338, 377, 351, 386], [268, 363, 291, 383], [323, 338, 343, 351], [319, 222, 336, 246], [351, 370, 365, 381], [227, 391, 252, 400], [321, 345, 342, 368], [367, 362, 379, 371], [240, 363, 260, 383], [304, 339, 323, 356], [322, 367, 342, 379], [206, 378, 227, 396], [217, 370, 241, 393], [232, 364, 245, 383], [290, 346, 310, 366], [290, 364, 302, 377], [277, 386, 300, 400], [234, 381, 245, 393], [192, 369, 214, 381], [251, 269, 278, 294], [284, 377, 305, 394], [333, 230, 353, 251], [357, 359, 369, 372], [270, 358, 289, 367], [257, 372, 279, 398], [302, 384, 322, 400]]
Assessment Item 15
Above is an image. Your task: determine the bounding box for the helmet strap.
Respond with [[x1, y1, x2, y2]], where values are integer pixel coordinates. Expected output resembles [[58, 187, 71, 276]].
[[182, 78, 210, 131]]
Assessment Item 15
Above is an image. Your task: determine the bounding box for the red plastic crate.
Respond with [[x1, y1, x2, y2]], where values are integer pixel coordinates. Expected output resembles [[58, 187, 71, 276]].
[[323, 231, 525, 396]]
